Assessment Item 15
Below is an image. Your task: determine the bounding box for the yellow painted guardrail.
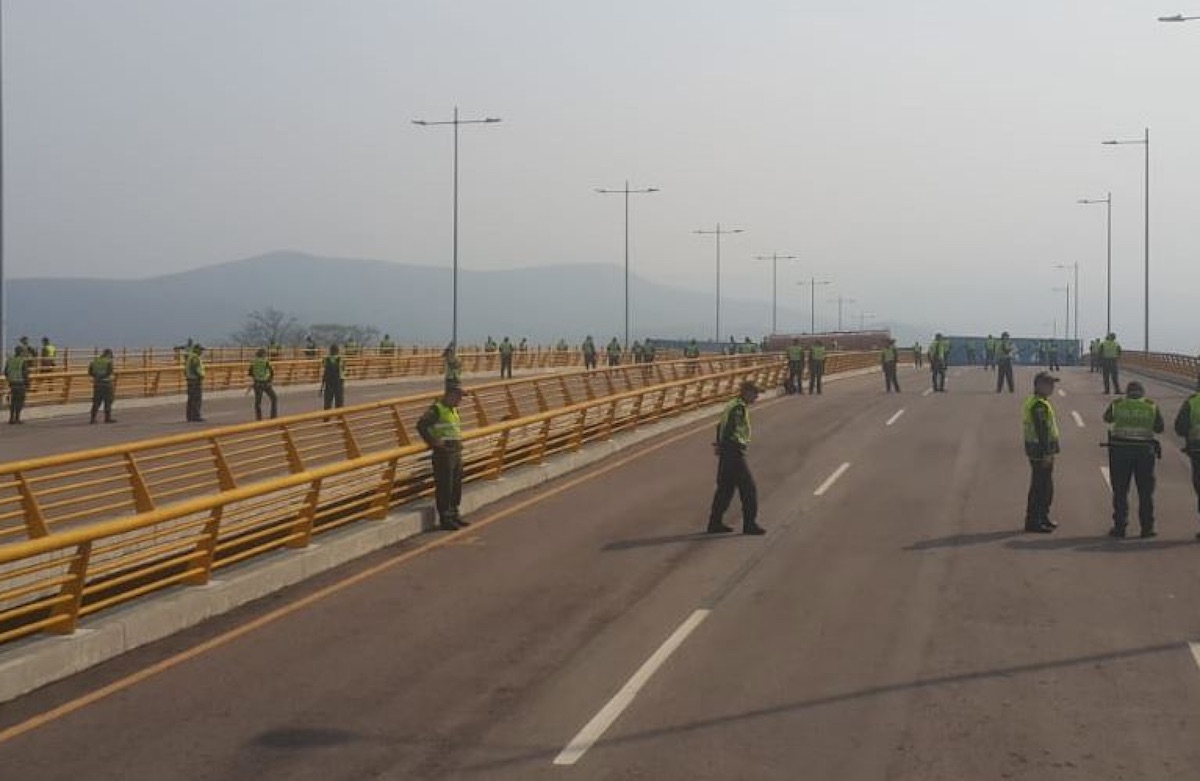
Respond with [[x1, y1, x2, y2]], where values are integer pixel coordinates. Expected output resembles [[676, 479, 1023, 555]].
[[0, 348, 677, 409], [1122, 351, 1199, 385], [0, 351, 880, 644]]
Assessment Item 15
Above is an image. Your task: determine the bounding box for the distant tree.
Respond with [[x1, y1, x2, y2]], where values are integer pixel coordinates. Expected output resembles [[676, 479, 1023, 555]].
[[230, 308, 303, 347], [307, 323, 380, 347]]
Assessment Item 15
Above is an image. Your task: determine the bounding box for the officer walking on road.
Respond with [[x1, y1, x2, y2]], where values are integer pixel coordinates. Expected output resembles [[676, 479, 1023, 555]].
[[4, 346, 31, 424], [881, 338, 900, 393], [417, 383, 470, 531], [707, 380, 766, 536], [1174, 378, 1200, 539], [1023, 371, 1061, 533], [249, 348, 278, 420], [995, 331, 1016, 393], [1103, 381, 1164, 538], [185, 344, 206, 422], [321, 344, 346, 410], [88, 348, 116, 423], [1100, 332, 1122, 395], [808, 340, 827, 395]]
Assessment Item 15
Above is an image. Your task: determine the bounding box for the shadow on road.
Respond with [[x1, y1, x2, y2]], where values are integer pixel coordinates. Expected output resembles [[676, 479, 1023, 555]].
[[906, 530, 1022, 550], [603, 532, 730, 552], [253, 726, 365, 749], [1007, 535, 1198, 553]]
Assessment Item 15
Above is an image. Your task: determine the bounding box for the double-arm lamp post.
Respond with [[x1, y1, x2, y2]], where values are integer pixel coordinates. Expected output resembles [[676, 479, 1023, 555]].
[[694, 224, 745, 343], [1101, 129, 1149, 351], [752, 253, 798, 335], [596, 182, 659, 350], [1054, 262, 1079, 343], [796, 278, 832, 333], [1077, 194, 1111, 334]]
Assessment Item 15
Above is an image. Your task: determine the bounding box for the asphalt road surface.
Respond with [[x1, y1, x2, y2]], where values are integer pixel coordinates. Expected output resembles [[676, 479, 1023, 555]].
[[3, 363, 1200, 780]]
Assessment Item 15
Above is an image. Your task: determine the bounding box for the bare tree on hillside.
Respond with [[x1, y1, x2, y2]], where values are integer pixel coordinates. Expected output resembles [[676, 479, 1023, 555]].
[[230, 308, 304, 347]]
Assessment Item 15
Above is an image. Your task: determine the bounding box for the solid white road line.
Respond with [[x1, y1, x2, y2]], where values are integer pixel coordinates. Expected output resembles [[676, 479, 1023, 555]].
[[922, 388, 933, 397], [885, 409, 905, 427], [555, 609, 711, 766], [1100, 466, 1112, 490], [814, 462, 852, 496], [1189, 643, 1200, 674], [1058, 388, 1066, 397], [1071, 411, 1085, 428]]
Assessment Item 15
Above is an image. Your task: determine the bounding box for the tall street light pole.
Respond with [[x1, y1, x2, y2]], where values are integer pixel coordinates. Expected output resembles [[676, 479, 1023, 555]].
[[1052, 286, 1069, 344], [1054, 262, 1079, 343], [413, 107, 501, 347], [1102, 129, 1149, 351], [596, 181, 659, 350], [1078, 193, 1111, 334], [0, 3, 7, 356], [796, 278, 831, 333], [827, 295, 855, 331], [752, 252, 797, 335], [694, 224, 745, 343], [859, 312, 876, 332]]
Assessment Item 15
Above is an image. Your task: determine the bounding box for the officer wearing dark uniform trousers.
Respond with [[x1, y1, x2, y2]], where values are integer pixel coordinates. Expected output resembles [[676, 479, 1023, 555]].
[[1099, 332, 1122, 395], [786, 338, 805, 394], [184, 344, 206, 422], [808, 341, 827, 395], [4, 347, 31, 424], [881, 339, 900, 393], [1023, 372, 1061, 533], [995, 331, 1016, 393], [321, 344, 346, 410], [706, 380, 766, 536], [249, 348, 278, 420], [930, 333, 950, 392], [1103, 381, 1164, 538], [912, 341, 923, 369], [88, 348, 116, 423], [581, 335, 597, 371], [499, 336, 515, 379], [1048, 341, 1061, 371], [417, 384, 470, 531], [1173, 381, 1200, 539]]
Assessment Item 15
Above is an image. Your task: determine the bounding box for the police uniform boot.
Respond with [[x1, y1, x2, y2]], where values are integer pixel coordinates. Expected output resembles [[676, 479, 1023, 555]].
[[742, 523, 766, 536], [706, 521, 734, 534], [1108, 525, 1127, 539]]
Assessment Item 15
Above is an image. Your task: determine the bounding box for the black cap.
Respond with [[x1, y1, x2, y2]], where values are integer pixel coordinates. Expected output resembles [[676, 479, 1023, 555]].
[[739, 380, 762, 394], [1034, 371, 1060, 385]]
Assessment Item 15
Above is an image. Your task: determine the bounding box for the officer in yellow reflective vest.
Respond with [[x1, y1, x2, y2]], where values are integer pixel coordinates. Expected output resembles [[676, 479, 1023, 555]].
[[249, 348, 278, 420], [442, 344, 462, 391], [321, 344, 346, 410], [930, 333, 950, 392], [607, 337, 622, 367], [984, 334, 997, 371], [1103, 381, 1165, 538], [1099, 332, 1122, 394], [1023, 372, 1061, 532], [785, 338, 805, 395], [808, 340, 827, 395], [1173, 380, 1200, 538], [88, 348, 116, 424], [4, 347, 30, 424], [707, 380, 766, 535], [40, 337, 58, 370], [881, 338, 900, 393], [184, 344, 206, 422], [417, 384, 469, 531]]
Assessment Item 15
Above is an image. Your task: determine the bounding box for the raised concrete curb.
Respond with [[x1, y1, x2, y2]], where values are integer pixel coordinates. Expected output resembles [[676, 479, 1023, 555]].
[[0, 366, 875, 702]]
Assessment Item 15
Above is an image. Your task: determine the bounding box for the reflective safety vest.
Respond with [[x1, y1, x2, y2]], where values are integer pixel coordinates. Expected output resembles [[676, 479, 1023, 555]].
[[1188, 394, 1200, 444], [42, 343, 57, 358], [607, 342, 621, 356], [810, 345, 826, 362], [185, 353, 205, 380], [1109, 397, 1157, 442], [786, 345, 805, 362], [881, 346, 897, 363], [581, 340, 595, 356], [997, 340, 1015, 361], [985, 338, 997, 352], [1022, 395, 1060, 454], [685, 345, 700, 358], [430, 402, 462, 441], [500, 341, 514, 356], [4, 355, 27, 384], [89, 356, 114, 384], [1100, 339, 1120, 359], [717, 397, 750, 447], [932, 340, 950, 360], [250, 357, 273, 382], [444, 356, 462, 381], [323, 355, 345, 382]]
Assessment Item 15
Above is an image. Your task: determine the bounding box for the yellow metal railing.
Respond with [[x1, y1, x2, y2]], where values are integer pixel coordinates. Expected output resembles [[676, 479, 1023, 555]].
[[1122, 351, 1199, 385], [0, 358, 801, 643], [0, 348, 691, 409]]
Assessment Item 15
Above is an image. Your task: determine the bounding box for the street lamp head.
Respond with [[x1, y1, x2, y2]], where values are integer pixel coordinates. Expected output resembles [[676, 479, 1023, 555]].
[[1101, 140, 1119, 145], [1158, 14, 1185, 21], [483, 117, 502, 123], [412, 120, 429, 126], [647, 187, 661, 193]]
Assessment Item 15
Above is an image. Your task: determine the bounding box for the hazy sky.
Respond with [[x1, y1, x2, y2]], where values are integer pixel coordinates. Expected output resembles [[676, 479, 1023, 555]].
[[5, 1, 1199, 349]]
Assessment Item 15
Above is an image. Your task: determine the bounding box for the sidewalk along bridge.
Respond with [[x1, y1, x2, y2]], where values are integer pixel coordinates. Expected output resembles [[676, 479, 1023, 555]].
[[0, 346, 683, 411]]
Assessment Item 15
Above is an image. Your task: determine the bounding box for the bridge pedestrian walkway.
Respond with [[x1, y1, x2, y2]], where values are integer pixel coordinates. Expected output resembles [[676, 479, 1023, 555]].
[[2, 363, 1200, 779]]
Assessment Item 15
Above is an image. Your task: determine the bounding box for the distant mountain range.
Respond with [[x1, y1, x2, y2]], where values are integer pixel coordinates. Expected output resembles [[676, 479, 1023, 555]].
[[7, 250, 906, 348]]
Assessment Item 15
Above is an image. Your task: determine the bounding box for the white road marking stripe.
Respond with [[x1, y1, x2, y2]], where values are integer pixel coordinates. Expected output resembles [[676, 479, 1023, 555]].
[[922, 388, 933, 397], [885, 409, 905, 427], [1100, 466, 1111, 490], [1071, 411, 1085, 428], [814, 462, 852, 496], [1057, 388, 1066, 397], [1189, 643, 1200, 674], [555, 609, 711, 766]]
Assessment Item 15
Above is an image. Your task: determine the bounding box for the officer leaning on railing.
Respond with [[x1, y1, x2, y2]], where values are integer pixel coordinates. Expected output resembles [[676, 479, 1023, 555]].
[[1173, 376, 1200, 539], [1102, 381, 1165, 539]]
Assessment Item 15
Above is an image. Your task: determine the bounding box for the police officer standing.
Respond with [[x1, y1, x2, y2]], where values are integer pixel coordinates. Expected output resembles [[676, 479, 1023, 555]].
[[808, 340, 827, 394], [185, 344, 206, 422], [929, 333, 949, 392], [607, 337, 621, 367], [1103, 381, 1164, 538], [1099, 332, 1122, 394], [881, 338, 900, 393], [442, 344, 462, 391], [499, 336, 515, 379], [88, 348, 116, 423], [417, 383, 469, 531], [1173, 378, 1200, 539], [706, 380, 766, 536], [984, 334, 997, 370], [321, 344, 346, 409], [912, 341, 923, 369], [786, 338, 805, 394], [581, 335, 597, 371], [995, 331, 1016, 393], [1023, 371, 1061, 533], [40, 337, 58, 370], [249, 348, 278, 420], [4, 346, 30, 424]]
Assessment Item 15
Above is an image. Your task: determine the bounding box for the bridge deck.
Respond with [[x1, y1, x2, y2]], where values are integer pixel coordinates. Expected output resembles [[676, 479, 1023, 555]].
[[3, 364, 1200, 780]]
